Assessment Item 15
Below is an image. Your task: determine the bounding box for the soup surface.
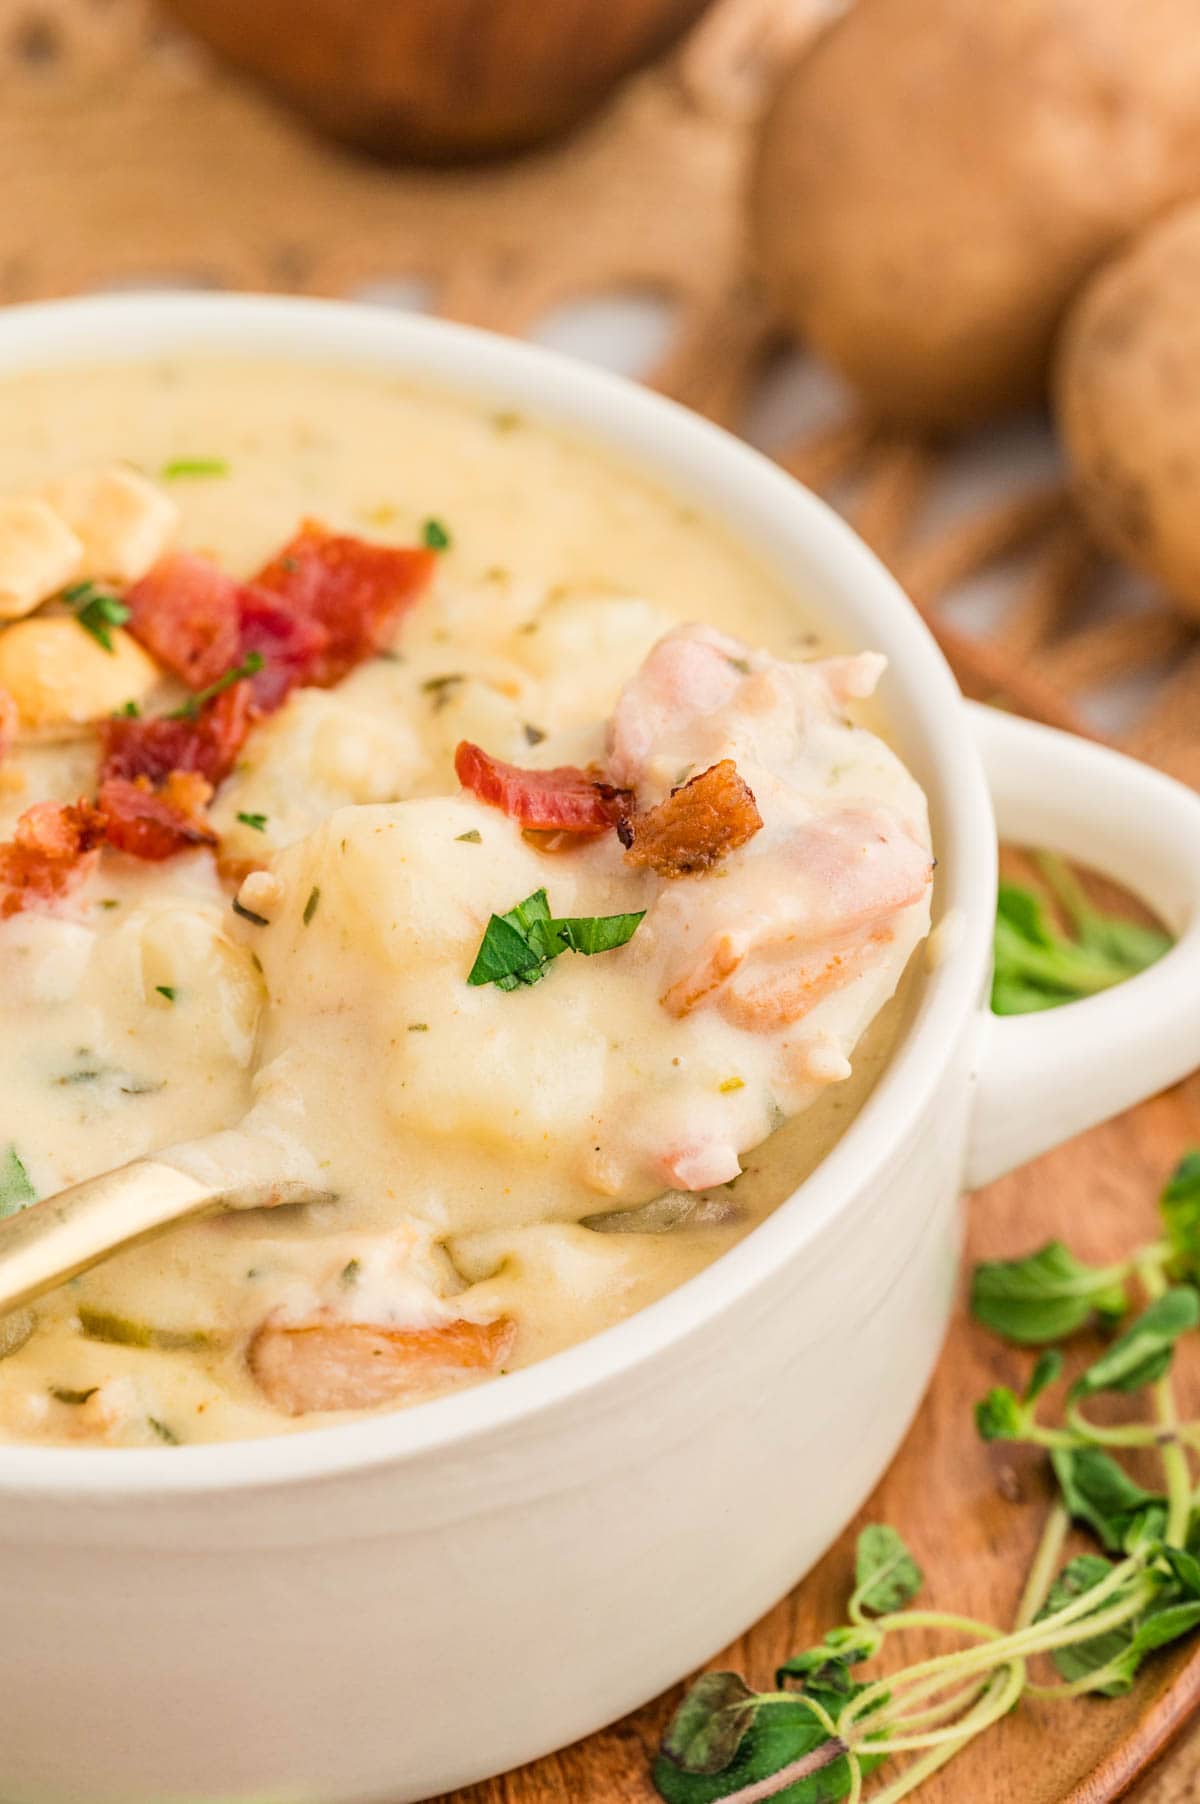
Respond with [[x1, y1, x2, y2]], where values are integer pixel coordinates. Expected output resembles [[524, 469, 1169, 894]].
[[0, 358, 931, 1445]]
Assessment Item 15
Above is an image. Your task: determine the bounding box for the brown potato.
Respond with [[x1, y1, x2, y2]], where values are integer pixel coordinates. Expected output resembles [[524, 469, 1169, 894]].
[[1057, 200, 1200, 616], [750, 0, 1200, 431], [160, 0, 713, 162]]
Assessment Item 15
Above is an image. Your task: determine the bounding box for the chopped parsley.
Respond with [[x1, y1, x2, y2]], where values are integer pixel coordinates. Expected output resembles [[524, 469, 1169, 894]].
[[147, 1416, 180, 1444], [63, 580, 131, 654], [302, 886, 321, 925], [155, 985, 176, 1003], [422, 517, 452, 552], [50, 1386, 98, 1406], [467, 887, 644, 992], [232, 897, 269, 928], [456, 829, 482, 844], [407, 1022, 429, 1032], [523, 723, 547, 746], [114, 699, 141, 718], [421, 673, 464, 710], [169, 650, 264, 720], [236, 811, 269, 833], [161, 457, 230, 480], [0, 1144, 36, 1219]]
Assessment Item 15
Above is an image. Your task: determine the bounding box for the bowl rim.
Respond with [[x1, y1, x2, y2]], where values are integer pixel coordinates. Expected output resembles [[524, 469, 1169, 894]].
[[0, 292, 996, 1498]]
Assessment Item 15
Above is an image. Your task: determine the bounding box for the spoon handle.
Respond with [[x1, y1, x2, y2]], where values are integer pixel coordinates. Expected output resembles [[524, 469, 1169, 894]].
[[0, 1159, 216, 1316]]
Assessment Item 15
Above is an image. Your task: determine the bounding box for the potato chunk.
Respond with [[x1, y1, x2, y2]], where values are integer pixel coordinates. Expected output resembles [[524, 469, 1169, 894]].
[[0, 498, 82, 622], [42, 465, 179, 585], [0, 617, 159, 727]]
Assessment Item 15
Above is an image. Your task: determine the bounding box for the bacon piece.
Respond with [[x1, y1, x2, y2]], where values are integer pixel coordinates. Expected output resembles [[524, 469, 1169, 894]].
[[0, 799, 106, 917], [623, 760, 762, 878], [254, 522, 435, 688], [128, 526, 433, 712], [111, 525, 434, 864], [99, 772, 217, 862], [236, 590, 329, 711], [124, 553, 242, 690], [455, 741, 628, 834], [101, 683, 256, 790], [248, 1314, 516, 1415], [125, 554, 329, 713]]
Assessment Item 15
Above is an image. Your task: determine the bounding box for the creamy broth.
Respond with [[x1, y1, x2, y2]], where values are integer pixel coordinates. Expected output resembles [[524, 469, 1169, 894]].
[[0, 359, 929, 1445]]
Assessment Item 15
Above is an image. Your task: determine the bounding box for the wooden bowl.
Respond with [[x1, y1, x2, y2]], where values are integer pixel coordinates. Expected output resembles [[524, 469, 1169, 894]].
[[159, 0, 715, 161]]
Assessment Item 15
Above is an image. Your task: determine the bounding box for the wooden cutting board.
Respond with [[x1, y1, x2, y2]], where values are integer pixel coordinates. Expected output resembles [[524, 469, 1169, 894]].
[[437, 1071, 1200, 1804]]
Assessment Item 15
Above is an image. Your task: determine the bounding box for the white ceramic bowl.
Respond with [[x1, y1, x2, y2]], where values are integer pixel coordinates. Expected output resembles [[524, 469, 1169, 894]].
[[2, 296, 1200, 1804]]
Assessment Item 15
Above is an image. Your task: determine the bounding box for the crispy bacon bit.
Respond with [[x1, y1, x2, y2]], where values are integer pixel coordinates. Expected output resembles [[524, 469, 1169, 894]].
[[0, 799, 106, 917], [98, 772, 217, 862], [236, 589, 329, 711], [254, 521, 436, 688], [124, 553, 242, 690], [125, 555, 331, 713], [115, 525, 436, 862], [248, 1314, 517, 1415], [101, 683, 255, 789], [623, 760, 762, 878], [0, 687, 16, 764], [454, 741, 629, 834]]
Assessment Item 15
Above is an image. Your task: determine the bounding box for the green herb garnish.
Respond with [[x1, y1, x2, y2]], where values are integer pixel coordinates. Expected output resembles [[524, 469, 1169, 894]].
[[232, 897, 269, 928], [114, 699, 141, 718], [422, 517, 451, 551], [456, 829, 482, 844], [169, 650, 264, 720], [651, 1151, 1200, 1804], [63, 580, 131, 654], [467, 887, 645, 992], [78, 1307, 215, 1352], [971, 1241, 1129, 1345], [154, 985, 176, 1003], [0, 1145, 36, 1220], [161, 457, 230, 479], [236, 811, 268, 833], [147, 1416, 181, 1444], [421, 673, 464, 710], [302, 886, 320, 926], [993, 854, 1171, 1015], [50, 1386, 99, 1406]]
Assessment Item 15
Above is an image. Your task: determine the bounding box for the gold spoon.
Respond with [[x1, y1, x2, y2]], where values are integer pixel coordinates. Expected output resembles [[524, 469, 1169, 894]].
[[0, 1126, 327, 1317]]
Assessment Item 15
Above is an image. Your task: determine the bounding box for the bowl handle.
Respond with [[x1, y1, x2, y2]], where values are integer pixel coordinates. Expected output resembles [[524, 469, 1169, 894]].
[[964, 702, 1200, 1188]]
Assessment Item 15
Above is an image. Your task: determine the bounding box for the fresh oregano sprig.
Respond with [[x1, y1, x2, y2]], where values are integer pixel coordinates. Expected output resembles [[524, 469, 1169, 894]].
[[651, 1152, 1200, 1804], [992, 853, 1171, 1017]]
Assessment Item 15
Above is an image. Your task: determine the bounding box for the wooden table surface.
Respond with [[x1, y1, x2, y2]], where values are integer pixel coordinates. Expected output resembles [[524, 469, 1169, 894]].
[[438, 1070, 1200, 1804]]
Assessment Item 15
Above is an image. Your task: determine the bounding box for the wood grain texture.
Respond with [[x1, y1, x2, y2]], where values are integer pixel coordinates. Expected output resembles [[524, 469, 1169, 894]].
[[436, 1070, 1200, 1804]]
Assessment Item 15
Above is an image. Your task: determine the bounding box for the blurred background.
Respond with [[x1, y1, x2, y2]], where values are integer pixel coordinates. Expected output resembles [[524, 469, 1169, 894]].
[[8, 0, 1200, 794]]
